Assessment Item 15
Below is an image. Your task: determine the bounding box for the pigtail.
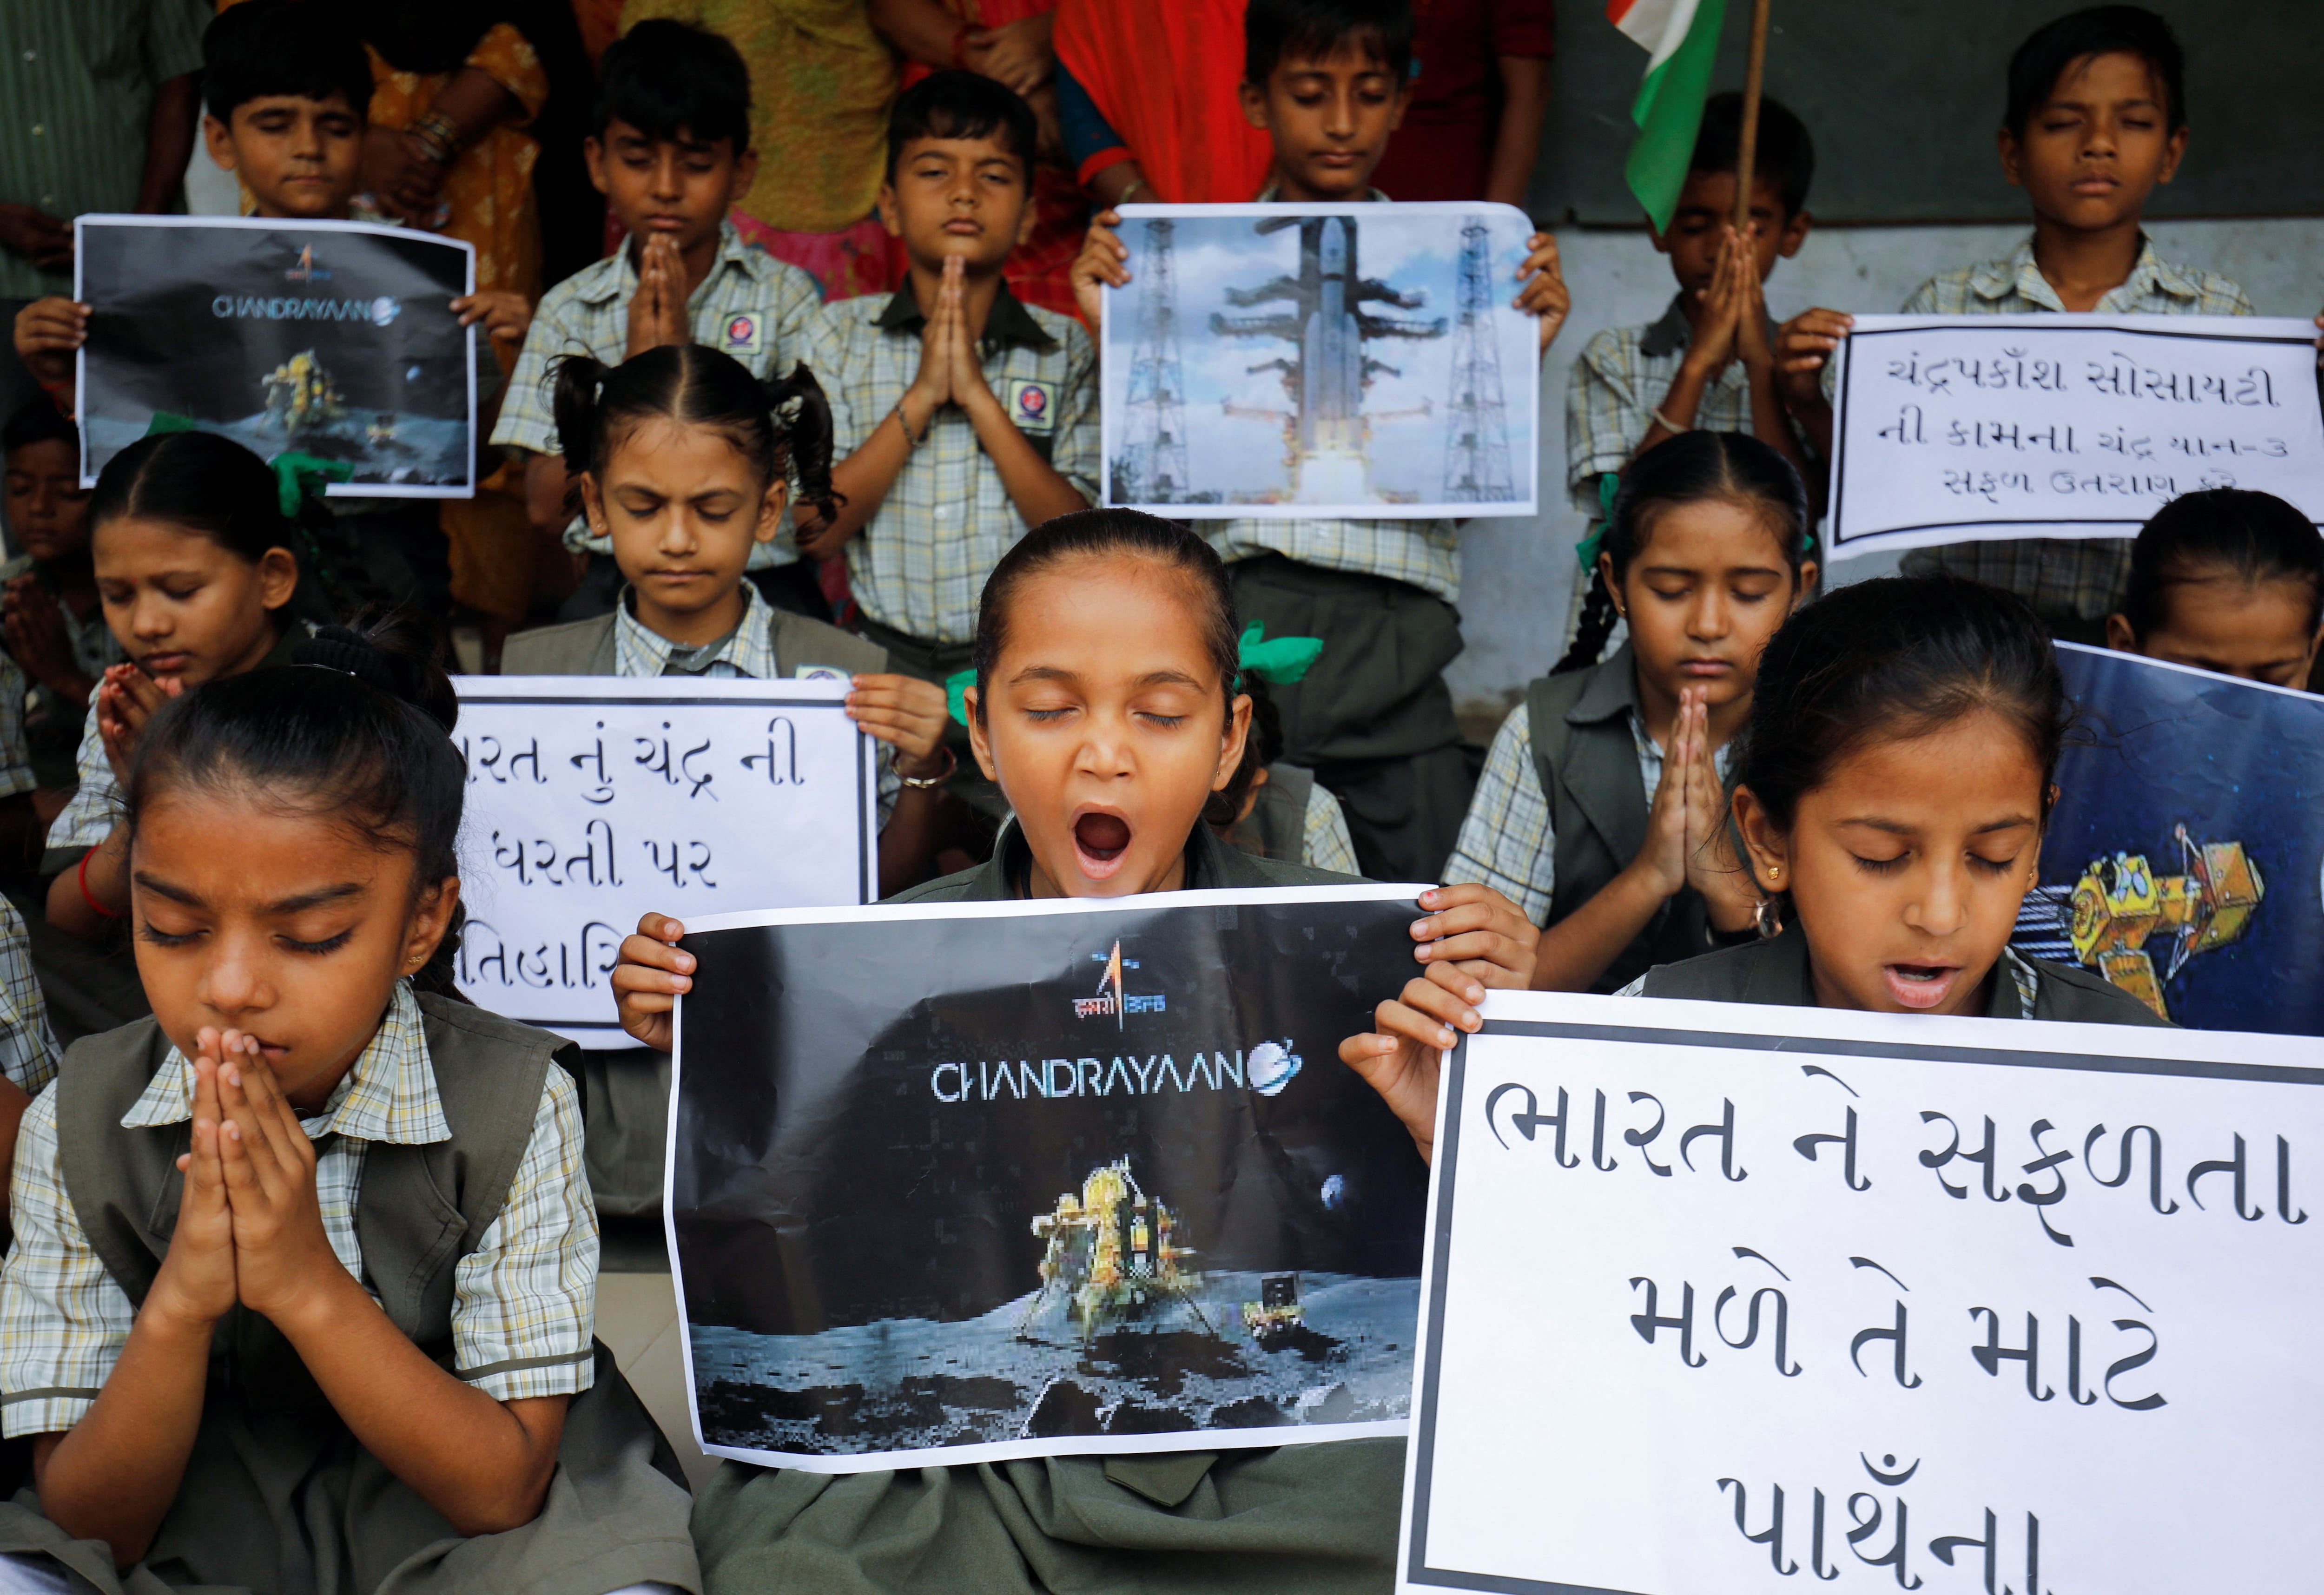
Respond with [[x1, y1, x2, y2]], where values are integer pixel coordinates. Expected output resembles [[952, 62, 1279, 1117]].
[[548, 353, 611, 483], [763, 361, 844, 527], [1553, 575, 1618, 676]]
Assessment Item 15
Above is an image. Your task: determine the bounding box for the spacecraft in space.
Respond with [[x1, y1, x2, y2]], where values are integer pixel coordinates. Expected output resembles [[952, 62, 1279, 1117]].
[[2018, 823, 2264, 1020]]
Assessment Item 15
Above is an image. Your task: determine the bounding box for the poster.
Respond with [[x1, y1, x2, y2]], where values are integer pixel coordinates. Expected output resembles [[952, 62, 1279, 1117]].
[[2009, 642, 2324, 1034], [667, 886, 1433, 1470], [1825, 314, 2324, 559], [75, 214, 476, 496], [1399, 990, 2324, 1594], [1100, 202, 1539, 520], [452, 677, 876, 1044]]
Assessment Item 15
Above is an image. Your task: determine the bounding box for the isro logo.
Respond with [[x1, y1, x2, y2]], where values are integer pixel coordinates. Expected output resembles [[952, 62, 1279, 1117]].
[[284, 244, 332, 283], [1074, 939, 1165, 1026]]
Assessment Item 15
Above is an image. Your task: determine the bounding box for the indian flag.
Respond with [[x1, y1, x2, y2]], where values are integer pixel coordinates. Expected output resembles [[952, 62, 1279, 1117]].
[[1609, 0, 1727, 232]]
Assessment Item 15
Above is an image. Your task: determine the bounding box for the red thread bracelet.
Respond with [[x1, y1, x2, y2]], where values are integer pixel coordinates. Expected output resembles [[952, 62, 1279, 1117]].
[[76, 850, 120, 920]]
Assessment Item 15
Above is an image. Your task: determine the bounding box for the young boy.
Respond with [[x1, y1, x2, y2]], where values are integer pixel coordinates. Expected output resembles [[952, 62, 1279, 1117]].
[[491, 19, 826, 620], [1776, 5, 2248, 644], [794, 69, 1098, 810], [1566, 92, 1816, 504], [12, 0, 528, 636], [0, 404, 118, 811], [1074, 0, 1568, 883]]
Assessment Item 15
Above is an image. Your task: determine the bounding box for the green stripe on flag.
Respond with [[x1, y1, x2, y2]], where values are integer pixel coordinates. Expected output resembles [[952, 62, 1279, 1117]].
[[1624, 0, 1727, 234]]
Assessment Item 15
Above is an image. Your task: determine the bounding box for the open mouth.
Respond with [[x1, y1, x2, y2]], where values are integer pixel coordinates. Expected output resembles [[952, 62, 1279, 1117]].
[[1072, 811, 1132, 878], [1883, 962, 1961, 1011]]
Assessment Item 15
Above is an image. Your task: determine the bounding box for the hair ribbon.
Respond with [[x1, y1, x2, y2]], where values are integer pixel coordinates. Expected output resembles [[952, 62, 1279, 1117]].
[[1235, 622, 1322, 689]]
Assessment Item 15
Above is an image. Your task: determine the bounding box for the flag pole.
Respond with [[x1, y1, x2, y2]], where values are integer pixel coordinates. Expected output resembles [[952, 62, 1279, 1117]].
[[1730, 0, 1773, 234]]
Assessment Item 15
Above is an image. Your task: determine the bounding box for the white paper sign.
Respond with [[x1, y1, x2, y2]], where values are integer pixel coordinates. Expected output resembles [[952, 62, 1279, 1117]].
[[452, 677, 877, 1043], [1399, 991, 2324, 1594], [1826, 314, 2324, 559]]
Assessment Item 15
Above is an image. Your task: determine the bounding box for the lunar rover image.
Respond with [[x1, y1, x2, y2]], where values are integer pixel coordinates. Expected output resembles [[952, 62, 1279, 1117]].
[[2016, 823, 2263, 1020]]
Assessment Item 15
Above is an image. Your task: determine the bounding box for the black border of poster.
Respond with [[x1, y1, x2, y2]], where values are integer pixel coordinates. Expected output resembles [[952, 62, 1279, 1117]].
[[455, 688, 876, 1036], [1824, 320, 2324, 550], [1400, 1016, 2324, 1594]]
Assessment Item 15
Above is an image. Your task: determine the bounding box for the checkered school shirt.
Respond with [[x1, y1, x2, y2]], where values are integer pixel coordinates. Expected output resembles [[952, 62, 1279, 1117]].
[[1442, 697, 1731, 926], [1894, 236, 2252, 626], [0, 896, 58, 1097], [0, 982, 597, 1436], [0, 584, 126, 800], [613, 581, 901, 823], [489, 220, 824, 566], [1300, 780, 1360, 876], [1565, 295, 1782, 508], [805, 285, 1099, 644]]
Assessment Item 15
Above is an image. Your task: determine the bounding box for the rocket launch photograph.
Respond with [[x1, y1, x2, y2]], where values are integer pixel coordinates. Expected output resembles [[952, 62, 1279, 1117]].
[[1100, 202, 1539, 519]]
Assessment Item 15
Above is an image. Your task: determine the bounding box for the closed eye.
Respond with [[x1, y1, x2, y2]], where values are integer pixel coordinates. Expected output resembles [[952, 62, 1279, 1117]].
[[1967, 852, 2020, 876], [1850, 852, 1908, 877], [137, 923, 199, 948], [282, 929, 354, 956]]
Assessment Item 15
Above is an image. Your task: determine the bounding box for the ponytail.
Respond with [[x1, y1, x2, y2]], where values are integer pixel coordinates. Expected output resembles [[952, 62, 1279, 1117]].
[[763, 362, 838, 526]]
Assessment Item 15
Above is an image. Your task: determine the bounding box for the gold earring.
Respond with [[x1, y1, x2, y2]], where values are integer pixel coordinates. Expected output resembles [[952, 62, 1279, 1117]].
[[1767, 864, 1781, 881]]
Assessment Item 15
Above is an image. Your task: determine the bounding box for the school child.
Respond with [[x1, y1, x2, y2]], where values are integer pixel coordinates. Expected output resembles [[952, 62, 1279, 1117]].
[[2104, 488, 2324, 689], [2, 406, 119, 794], [0, 618, 698, 1594], [10, 1, 530, 641], [794, 69, 1097, 818], [1072, 0, 1570, 883], [1566, 93, 1817, 504], [42, 433, 309, 948], [1209, 676, 1362, 874], [493, 19, 826, 621], [614, 508, 1538, 1591], [1776, 6, 2248, 644], [1644, 573, 2166, 1020], [502, 342, 953, 1220], [1444, 431, 1813, 993]]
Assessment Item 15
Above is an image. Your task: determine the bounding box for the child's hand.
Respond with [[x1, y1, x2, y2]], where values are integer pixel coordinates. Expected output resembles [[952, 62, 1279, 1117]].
[[1683, 231, 1746, 379], [846, 673, 950, 771], [612, 912, 693, 1053], [936, 256, 990, 409], [1514, 231, 1570, 354], [1632, 685, 1704, 897], [2, 574, 90, 703], [211, 1031, 341, 1326], [94, 665, 182, 787], [0, 204, 73, 272], [1734, 238, 1776, 373], [1069, 210, 1129, 335], [1338, 885, 1540, 1163], [1774, 307, 1852, 411], [624, 234, 689, 359], [1676, 700, 1756, 927], [152, 1043, 240, 1330], [907, 257, 959, 414], [13, 297, 88, 393], [453, 290, 534, 348]]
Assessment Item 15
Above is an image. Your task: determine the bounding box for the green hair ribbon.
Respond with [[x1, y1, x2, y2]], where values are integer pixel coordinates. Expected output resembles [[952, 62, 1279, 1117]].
[[1235, 622, 1323, 687], [1575, 471, 1621, 573], [269, 451, 354, 518], [945, 666, 976, 727]]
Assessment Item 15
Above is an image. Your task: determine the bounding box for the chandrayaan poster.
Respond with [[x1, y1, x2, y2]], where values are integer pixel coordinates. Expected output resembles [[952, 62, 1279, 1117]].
[[667, 886, 1432, 1470], [1100, 202, 1540, 520], [75, 215, 476, 495], [2013, 642, 2324, 1034]]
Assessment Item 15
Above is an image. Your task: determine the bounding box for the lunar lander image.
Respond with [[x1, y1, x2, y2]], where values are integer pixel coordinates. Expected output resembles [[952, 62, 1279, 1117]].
[[1242, 1273, 1305, 1348], [260, 349, 346, 439], [1208, 214, 1445, 502], [1017, 1158, 1215, 1344], [2016, 823, 2264, 1020]]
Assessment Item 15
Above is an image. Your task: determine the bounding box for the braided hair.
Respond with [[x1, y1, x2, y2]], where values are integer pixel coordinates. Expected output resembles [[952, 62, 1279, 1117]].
[[1554, 431, 1811, 675]]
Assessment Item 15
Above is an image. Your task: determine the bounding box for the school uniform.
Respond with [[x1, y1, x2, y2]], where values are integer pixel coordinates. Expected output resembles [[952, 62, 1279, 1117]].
[[1892, 237, 2252, 643], [1629, 928, 2172, 1026], [691, 820, 1411, 1594], [1442, 643, 1726, 993], [1223, 761, 1361, 875], [0, 563, 124, 794], [504, 585, 897, 1225], [0, 984, 701, 1594]]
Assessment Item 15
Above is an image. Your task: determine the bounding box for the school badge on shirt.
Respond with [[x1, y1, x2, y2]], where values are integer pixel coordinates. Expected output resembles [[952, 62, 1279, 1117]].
[[721, 312, 765, 357], [1006, 378, 1056, 436]]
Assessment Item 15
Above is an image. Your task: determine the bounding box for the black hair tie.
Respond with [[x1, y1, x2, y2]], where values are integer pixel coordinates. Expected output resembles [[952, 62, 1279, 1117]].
[[294, 626, 406, 699]]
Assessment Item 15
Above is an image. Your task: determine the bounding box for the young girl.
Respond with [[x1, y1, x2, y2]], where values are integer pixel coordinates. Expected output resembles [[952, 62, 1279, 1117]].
[[0, 619, 697, 1594], [614, 508, 1534, 1592], [1445, 430, 1814, 993], [43, 432, 309, 943], [1638, 573, 2166, 1022], [503, 343, 954, 1224], [2105, 488, 2324, 688]]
